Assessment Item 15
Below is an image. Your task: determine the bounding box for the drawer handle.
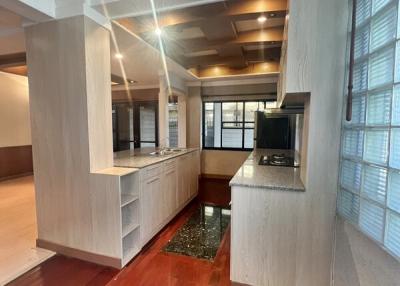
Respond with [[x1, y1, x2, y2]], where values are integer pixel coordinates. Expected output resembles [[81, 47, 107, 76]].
[[146, 177, 159, 184]]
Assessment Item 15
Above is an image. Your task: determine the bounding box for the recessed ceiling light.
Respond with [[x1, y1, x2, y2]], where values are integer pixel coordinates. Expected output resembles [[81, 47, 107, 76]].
[[155, 27, 162, 36], [257, 15, 267, 23], [115, 53, 123, 59], [269, 13, 276, 17]]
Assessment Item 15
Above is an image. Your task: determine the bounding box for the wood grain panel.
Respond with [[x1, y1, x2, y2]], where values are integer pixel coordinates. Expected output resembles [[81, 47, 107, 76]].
[[0, 145, 33, 181], [25, 16, 123, 264], [231, 186, 302, 285]]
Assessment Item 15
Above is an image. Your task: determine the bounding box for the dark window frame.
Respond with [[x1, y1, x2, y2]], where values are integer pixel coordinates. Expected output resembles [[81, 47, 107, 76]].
[[202, 100, 272, 151]]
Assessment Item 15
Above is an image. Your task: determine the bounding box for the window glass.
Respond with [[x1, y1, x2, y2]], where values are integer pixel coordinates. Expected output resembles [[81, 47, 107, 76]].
[[168, 103, 178, 147], [245, 102, 259, 122], [339, 0, 400, 261], [203, 100, 266, 150], [222, 102, 243, 122], [204, 102, 215, 148]]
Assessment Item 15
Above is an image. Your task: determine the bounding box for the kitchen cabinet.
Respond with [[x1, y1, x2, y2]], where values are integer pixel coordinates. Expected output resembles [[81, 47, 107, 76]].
[[177, 154, 191, 206], [277, 0, 311, 108], [163, 160, 177, 219], [139, 150, 200, 247], [140, 167, 163, 244]]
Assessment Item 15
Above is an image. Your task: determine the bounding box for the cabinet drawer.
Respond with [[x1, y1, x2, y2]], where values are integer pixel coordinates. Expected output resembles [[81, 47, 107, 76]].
[[142, 164, 162, 181], [163, 159, 176, 171]]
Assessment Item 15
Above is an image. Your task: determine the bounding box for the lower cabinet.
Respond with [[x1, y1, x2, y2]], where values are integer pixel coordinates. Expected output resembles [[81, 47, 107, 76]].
[[140, 172, 162, 244], [139, 150, 199, 247]]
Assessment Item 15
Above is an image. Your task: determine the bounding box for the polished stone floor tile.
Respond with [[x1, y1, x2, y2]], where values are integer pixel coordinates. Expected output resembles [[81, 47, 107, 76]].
[[163, 204, 230, 260]]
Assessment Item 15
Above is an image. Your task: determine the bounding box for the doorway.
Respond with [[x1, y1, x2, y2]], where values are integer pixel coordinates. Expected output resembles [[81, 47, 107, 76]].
[[112, 101, 158, 152]]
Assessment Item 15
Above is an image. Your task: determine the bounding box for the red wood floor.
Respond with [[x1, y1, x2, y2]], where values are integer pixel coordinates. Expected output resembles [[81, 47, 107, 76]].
[[8, 178, 231, 286]]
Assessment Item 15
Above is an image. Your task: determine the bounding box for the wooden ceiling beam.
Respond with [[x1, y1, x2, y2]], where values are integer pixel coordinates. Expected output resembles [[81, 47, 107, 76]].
[[177, 26, 283, 53], [116, 0, 287, 34], [184, 47, 281, 68]]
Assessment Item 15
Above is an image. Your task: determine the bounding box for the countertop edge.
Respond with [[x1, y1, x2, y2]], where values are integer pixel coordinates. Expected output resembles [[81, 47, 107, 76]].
[[228, 148, 306, 192], [229, 182, 305, 192], [114, 148, 199, 169]]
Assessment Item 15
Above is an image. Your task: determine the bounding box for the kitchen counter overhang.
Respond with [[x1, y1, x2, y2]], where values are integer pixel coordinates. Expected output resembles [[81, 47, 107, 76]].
[[229, 149, 305, 192]]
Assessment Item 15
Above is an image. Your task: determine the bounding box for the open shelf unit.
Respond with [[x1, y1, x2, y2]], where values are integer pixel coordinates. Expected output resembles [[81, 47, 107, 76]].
[[120, 171, 141, 264]]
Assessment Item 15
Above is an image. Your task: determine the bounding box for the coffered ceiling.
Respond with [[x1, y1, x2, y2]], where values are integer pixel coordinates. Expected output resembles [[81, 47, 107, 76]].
[[116, 0, 287, 77]]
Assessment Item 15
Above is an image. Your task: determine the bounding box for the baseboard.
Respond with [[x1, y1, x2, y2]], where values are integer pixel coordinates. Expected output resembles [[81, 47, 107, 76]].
[[201, 173, 233, 180], [36, 239, 121, 269], [0, 172, 33, 182], [231, 282, 252, 286]]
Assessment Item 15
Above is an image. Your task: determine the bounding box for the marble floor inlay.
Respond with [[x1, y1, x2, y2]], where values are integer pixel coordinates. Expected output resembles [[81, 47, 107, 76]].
[[163, 204, 230, 261]]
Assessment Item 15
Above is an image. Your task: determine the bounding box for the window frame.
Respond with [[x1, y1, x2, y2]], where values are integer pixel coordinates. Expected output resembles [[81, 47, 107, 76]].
[[202, 100, 272, 151]]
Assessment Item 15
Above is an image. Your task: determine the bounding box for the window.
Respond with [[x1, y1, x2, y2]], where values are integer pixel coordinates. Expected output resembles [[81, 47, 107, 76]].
[[168, 102, 178, 147], [338, 0, 400, 261], [202, 101, 275, 150]]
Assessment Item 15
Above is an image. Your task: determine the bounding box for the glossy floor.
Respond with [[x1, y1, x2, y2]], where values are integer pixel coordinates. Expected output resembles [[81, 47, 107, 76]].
[[164, 204, 230, 260], [8, 177, 232, 286]]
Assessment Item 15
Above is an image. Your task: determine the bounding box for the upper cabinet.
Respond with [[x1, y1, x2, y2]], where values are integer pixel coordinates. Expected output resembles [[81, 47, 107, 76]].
[[278, 0, 312, 108]]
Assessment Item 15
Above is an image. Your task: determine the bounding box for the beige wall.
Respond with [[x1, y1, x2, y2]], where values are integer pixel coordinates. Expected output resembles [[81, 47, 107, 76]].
[[334, 217, 400, 286], [186, 86, 201, 148], [0, 72, 31, 147], [201, 150, 250, 177]]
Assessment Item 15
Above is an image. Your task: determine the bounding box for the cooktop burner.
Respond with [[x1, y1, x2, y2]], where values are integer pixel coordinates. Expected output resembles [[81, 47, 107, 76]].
[[259, 153, 299, 167]]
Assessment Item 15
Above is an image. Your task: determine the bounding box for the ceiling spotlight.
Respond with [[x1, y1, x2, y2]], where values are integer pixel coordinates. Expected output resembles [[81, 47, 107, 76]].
[[115, 53, 123, 59], [269, 12, 276, 17], [155, 27, 162, 36], [257, 15, 267, 23]]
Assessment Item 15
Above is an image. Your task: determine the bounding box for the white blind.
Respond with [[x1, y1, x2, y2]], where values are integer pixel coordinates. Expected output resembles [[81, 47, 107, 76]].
[[339, 0, 400, 261]]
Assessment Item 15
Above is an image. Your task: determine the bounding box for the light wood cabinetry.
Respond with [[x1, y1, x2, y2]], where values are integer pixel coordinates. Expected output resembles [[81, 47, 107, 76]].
[[139, 150, 200, 247], [277, 0, 311, 108], [140, 169, 163, 244]]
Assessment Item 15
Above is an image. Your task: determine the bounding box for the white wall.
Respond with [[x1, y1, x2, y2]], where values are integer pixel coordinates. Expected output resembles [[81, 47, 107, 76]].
[[0, 72, 31, 147]]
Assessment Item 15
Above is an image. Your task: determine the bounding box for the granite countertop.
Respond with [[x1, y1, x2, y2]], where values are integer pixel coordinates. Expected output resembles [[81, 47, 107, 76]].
[[229, 149, 305, 192], [113, 147, 198, 169]]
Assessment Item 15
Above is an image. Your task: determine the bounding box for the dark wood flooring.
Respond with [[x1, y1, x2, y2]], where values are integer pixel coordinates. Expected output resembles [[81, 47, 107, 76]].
[[8, 178, 231, 286]]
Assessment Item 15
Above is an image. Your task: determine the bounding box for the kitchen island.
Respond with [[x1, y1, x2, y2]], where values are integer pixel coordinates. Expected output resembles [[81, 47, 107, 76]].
[[229, 148, 305, 285], [114, 148, 200, 260]]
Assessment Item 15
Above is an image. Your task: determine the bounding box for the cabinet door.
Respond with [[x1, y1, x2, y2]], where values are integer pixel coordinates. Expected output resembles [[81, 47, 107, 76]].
[[189, 152, 199, 198], [163, 165, 177, 219], [177, 156, 186, 207], [177, 154, 191, 206], [141, 174, 162, 244]]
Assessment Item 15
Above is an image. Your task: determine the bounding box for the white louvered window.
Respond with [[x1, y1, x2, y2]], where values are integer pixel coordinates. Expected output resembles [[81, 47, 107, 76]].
[[338, 0, 400, 261]]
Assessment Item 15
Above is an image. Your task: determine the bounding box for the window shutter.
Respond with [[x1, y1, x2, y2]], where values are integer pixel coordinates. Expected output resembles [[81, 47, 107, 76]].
[[341, 160, 362, 192], [360, 199, 385, 241], [366, 89, 392, 125], [364, 129, 389, 164], [356, 0, 372, 26], [362, 165, 387, 204], [372, 0, 391, 14], [343, 130, 364, 157], [368, 47, 394, 88], [385, 211, 400, 258], [388, 170, 400, 212], [370, 6, 396, 51], [339, 190, 360, 223]]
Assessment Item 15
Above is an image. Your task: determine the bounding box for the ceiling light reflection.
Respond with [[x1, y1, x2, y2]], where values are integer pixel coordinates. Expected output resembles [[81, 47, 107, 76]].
[[257, 15, 267, 23]]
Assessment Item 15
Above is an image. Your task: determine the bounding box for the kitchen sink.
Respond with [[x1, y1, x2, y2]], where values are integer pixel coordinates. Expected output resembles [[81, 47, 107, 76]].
[[149, 148, 185, 156]]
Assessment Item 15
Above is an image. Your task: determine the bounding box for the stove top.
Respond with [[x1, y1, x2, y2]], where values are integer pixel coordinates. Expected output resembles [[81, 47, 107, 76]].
[[259, 153, 299, 167]]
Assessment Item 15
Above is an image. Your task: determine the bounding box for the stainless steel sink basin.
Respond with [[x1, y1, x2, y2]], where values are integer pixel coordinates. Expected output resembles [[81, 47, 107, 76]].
[[149, 148, 185, 156]]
